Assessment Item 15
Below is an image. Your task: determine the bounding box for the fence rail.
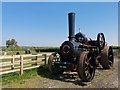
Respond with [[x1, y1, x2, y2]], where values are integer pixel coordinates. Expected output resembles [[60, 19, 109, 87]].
[[0, 53, 51, 75]]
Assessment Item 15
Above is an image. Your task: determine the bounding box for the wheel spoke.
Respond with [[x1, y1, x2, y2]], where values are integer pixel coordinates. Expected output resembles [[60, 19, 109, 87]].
[[87, 57, 92, 63], [84, 55, 94, 79], [85, 67, 92, 78], [85, 70, 89, 76], [85, 66, 89, 70], [109, 55, 112, 58], [85, 61, 89, 66], [108, 60, 112, 64]]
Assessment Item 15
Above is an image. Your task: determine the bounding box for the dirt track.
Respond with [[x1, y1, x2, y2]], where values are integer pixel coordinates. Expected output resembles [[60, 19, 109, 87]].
[[2, 56, 119, 88]]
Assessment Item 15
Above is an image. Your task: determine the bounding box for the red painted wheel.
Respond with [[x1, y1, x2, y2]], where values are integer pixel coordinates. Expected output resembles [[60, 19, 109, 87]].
[[77, 51, 96, 82], [99, 46, 114, 69]]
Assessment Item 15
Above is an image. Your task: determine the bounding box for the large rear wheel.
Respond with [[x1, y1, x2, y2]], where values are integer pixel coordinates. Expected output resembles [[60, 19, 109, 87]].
[[77, 51, 96, 82], [99, 46, 114, 69]]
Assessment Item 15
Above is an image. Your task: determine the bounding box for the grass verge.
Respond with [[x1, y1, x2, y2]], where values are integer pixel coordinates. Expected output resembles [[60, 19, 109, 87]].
[[1, 67, 39, 85], [1, 65, 60, 86]]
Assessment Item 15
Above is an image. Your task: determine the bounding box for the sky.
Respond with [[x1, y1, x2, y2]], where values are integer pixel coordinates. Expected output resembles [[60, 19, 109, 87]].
[[2, 2, 118, 47], [1, 0, 120, 2]]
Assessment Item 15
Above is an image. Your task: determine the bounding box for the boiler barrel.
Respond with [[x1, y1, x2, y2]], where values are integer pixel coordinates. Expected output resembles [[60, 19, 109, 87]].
[[68, 12, 75, 41]]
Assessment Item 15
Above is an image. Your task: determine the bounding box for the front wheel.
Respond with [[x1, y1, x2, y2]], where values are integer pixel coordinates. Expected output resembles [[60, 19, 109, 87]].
[[77, 51, 96, 82], [48, 52, 64, 75]]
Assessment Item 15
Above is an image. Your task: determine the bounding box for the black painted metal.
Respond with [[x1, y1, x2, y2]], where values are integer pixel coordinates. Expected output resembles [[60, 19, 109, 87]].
[[48, 12, 111, 82], [68, 12, 75, 41]]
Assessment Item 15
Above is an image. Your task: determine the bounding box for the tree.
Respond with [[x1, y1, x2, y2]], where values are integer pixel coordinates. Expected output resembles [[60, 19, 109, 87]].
[[11, 39, 17, 47], [6, 39, 18, 48], [6, 40, 11, 48]]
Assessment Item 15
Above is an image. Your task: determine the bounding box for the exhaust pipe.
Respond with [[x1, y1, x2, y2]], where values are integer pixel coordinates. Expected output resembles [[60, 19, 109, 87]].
[[68, 12, 75, 41]]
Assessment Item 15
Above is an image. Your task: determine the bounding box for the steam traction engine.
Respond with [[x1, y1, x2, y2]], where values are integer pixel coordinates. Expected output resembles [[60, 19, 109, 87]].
[[48, 12, 114, 82]]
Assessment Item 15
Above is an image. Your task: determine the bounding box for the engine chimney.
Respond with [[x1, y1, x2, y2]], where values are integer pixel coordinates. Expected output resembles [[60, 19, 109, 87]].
[[68, 12, 75, 41]]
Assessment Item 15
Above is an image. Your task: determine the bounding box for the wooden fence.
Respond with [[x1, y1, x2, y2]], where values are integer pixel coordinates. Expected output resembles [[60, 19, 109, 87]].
[[0, 53, 51, 75]]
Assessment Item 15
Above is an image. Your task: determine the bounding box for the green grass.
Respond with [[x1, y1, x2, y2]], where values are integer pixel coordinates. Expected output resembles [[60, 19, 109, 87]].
[[1, 51, 52, 56], [1, 46, 59, 53], [1, 66, 59, 86], [0, 52, 52, 85], [112, 46, 120, 49], [1, 68, 39, 85]]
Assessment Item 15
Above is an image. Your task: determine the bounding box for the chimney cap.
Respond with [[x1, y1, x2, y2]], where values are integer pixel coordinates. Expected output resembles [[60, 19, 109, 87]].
[[68, 12, 75, 15]]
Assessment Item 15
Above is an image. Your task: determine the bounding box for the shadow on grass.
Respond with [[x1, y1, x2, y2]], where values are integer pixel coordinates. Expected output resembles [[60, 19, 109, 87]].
[[37, 66, 87, 87]]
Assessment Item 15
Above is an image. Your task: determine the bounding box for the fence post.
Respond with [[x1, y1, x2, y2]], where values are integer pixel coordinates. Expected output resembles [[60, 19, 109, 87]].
[[11, 55, 15, 70], [20, 56, 23, 75], [36, 56, 38, 65], [42, 54, 47, 66]]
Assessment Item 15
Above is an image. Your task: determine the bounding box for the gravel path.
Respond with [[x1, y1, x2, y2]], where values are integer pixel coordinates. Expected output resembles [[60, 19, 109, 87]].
[[2, 57, 119, 88]]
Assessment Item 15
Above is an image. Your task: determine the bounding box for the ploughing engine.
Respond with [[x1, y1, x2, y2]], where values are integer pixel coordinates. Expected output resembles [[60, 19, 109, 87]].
[[48, 12, 114, 82]]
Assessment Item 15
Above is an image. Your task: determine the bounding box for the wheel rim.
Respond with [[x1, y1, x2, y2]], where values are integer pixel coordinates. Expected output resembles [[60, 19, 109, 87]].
[[84, 53, 95, 80]]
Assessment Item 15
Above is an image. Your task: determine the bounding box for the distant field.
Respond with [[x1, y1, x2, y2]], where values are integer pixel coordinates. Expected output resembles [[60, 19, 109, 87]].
[[1, 50, 53, 56], [0, 46, 119, 55], [112, 46, 120, 49], [0, 52, 53, 62], [0, 46, 59, 55]]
